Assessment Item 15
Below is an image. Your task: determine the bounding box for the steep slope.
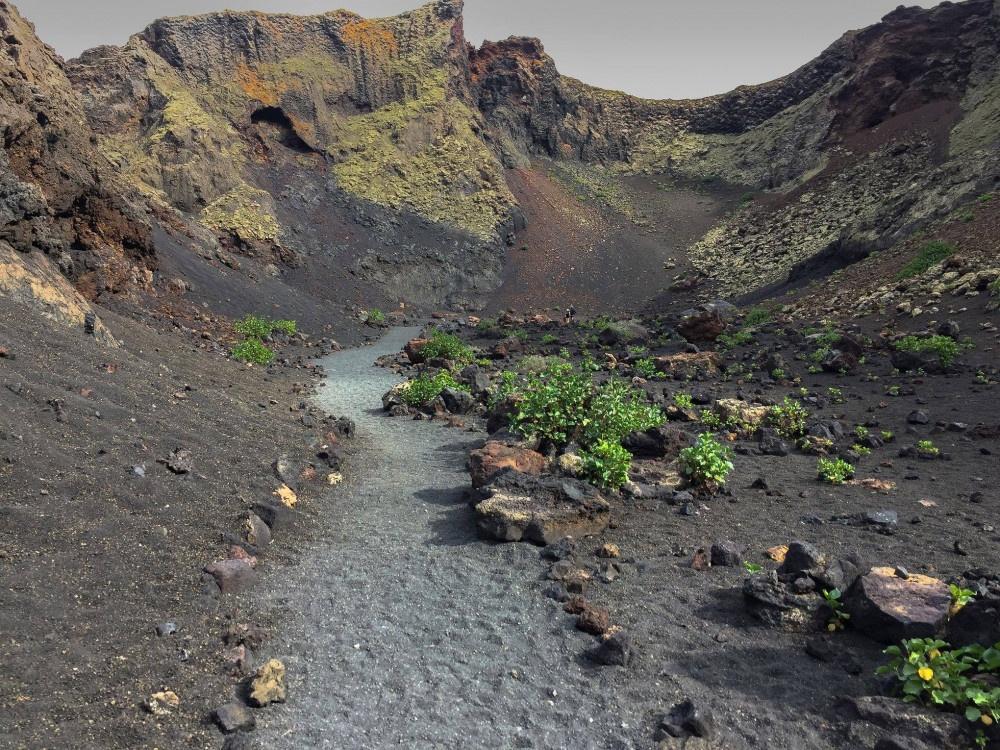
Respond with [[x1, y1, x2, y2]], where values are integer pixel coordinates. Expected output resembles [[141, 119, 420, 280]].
[[0, 0, 153, 334], [473, 0, 1000, 299]]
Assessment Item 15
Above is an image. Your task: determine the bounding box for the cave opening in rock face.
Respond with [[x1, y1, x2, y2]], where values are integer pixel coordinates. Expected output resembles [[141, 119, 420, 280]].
[[250, 107, 312, 153]]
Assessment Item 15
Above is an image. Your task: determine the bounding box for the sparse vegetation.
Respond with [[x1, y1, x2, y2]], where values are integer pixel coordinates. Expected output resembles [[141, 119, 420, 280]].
[[231, 337, 274, 365], [634, 357, 660, 379], [673, 393, 694, 410], [402, 371, 464, 407], [679, 433, 734, 488], [766, 397, 809, 439], [817, 457, 855, 484], [895, 241, 956, 281], [581, 439, 632, 490], [366, 309, 387, 325], [895, 334, 972, 368], [822, 589, 850, 632], [916, 439, 940, 458], [420, 330, 475, 365]]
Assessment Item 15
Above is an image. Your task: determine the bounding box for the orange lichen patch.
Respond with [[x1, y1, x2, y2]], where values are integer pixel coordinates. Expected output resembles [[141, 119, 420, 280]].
[[236, 64, 286, 106], [341, 19, 398, 56]]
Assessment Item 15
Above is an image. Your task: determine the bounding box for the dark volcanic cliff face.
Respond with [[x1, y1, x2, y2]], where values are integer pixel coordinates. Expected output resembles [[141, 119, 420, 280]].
[[0, 0, 153, 297]]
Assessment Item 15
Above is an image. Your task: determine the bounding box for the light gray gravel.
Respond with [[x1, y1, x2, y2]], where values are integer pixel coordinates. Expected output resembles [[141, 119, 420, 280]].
[[253, 328, 646, 750]]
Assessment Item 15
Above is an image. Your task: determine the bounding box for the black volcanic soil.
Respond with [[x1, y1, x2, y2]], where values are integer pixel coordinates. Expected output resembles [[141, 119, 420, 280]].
[[0, 299, 338, 750], [400, 290, 999, 748]]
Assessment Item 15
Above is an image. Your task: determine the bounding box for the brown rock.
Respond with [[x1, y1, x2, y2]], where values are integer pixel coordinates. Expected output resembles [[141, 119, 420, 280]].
[[846, 566, 950, 644], [404, 338, 429, 363], [248, 658, 287, 707], [468, 441, 547, 488], [654, 352, 720, 378], [576, 604, 612, 636], [204, 558, 259, 595]]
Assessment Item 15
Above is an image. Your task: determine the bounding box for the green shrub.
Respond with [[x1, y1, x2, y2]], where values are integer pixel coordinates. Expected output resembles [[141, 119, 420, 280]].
[[766, 397, 810, 439], [743, 306, 772, 328], [271, 319, 297, 335], [916, 439, 940, 457], [582, 378, 663, 446], [679, 433, 734, 487], [895, 241, 955, 281], [232, 338, 274, 365], [366, 309, 386, 325], [717, 329, 753, 349], [234, 314, 275, 339], [488, 370, 519, 408], [402, 371, 463, 407], [876, 638, 1000, 741], [581, 440, 632, 490], [541, 334, 560, 345], [674, 393, 694, 410], [817, 457, 854, 484], [421, 331, 475, 365], [511, 363, 593, 445], [634, 357, 659, 379], [895, 335, 971, 368]]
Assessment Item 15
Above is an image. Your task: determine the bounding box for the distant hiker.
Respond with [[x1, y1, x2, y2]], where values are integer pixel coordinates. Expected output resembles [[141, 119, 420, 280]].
[[563, 305, 577, 325]]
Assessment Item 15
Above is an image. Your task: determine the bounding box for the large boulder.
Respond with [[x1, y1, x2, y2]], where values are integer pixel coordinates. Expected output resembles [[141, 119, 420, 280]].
[[654, 352, 721, 378], [714, 399, 770, 431], [946, 596, 1000, 648], [845, 567, 950, 644], [743, 571, 822, 631], [473, 470, 610, 545], [468, 441, 547, 488]]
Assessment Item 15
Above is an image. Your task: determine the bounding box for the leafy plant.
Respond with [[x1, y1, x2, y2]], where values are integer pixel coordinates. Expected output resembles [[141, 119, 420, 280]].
[[766, 397, 810, 439], [743, 306, 772, 328], [541, 334, 560, 345], [895, 335, 972, 368], [950, 584, 977, 613], [851, 444, 872, 457], [581, 439, 632, 490], [366, 309, 386, 325], [717, 329, 753, 349], [402, 371, 464, 407], [743, 561, 763, 574], [634, 357, 659, 379], [232, 337, 274, 365], [876, 639, 1000, 739], [582, 378, 664, 446], [817, 457, 855, 484], [771, 368, 787, 380], [822, 588, 850, 632], [895, 241, 956, 281], [234, 313, 274, 339], [917, 439, 940, 457], [271, 319, 297, 335], [488, 370, 519, 409], [511, 362, 593, 445], [855, 426, 870, 440], [679, 433, 734, 488], [420, 330, 475, 365], [674, 393, 694, 410], [881, 430, 895, 442]]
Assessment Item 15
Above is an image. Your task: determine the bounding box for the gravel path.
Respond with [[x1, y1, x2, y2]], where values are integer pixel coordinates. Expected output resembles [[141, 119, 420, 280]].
[[253, 328, 642, 749]]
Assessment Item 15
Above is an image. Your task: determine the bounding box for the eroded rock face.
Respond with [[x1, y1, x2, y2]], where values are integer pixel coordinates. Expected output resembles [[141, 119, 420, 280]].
[[0, 2, 153, 305], [845, 567, 951, 644], [473, 469, 610, 545]]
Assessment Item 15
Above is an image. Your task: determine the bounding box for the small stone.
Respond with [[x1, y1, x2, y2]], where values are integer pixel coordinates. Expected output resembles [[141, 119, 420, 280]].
[[710, 540, 742, 567], [248, 658, 287, 707], [155, 622, 177, 637], [214, 702, 255, 733], [144, 690, 179, 716], [907, 410, 930, 425], [589, 630, 632, 666], [204, 559, 259, 595], [778, 541, 825, 575], [596, 543, 621, 559]]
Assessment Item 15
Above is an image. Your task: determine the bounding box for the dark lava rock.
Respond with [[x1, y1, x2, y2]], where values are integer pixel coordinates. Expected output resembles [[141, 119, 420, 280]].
[[540, 536, 577, 561], [743, 571, 821, 631], [778, 541, 826, 576], [946, 596, 1000, 647], [213, 702, 255, 733], [251, 500, 299, 533], [759, 428, 789, 456], [842, 696, 974, 750], [441, 387, 476, 415], [710, 540, 742, 567], [203, 559, 259, 595], [907, 410, 930, 425], [814, 555, 868, 593], [330, 416, 356, 439], [241, 511, 272, 548], [657, 698, 716, 740], [222, 734, 257, 750], [622, 425, 692, 459], [845, 567, 950, 644], [474, 470, 610, 545], [588, 630, 632, 667]]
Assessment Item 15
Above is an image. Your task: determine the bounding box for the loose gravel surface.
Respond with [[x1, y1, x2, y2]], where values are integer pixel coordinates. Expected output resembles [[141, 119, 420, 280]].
[[254, 328, 640, 749]]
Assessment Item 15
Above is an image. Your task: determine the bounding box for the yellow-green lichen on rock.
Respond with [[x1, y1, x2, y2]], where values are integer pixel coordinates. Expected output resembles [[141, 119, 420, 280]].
[[201, 186, 281, 243]]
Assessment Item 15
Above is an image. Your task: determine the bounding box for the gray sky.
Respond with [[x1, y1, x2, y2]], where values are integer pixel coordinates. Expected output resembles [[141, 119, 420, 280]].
[[19, 0, 939, 99]]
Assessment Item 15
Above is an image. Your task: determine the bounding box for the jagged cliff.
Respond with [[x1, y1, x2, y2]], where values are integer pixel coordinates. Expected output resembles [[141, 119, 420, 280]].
[[3, 0, 998, 315]]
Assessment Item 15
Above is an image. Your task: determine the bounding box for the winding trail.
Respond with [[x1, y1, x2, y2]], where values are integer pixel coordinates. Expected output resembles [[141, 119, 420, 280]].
[[254, 328, 641, 749]]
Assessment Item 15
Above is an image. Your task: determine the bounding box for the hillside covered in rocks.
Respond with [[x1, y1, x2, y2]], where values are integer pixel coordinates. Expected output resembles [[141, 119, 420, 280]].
[[0, 0, 998, 748]]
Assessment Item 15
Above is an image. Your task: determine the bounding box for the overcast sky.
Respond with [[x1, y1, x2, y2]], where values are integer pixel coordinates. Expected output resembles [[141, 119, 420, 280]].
[[19, 0, 939, 99]]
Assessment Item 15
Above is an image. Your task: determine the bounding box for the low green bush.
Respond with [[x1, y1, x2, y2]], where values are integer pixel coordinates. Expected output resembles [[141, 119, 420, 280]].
[[403, 371, 464, 407], [679, 433, 734, 487], [817, 457, 854, 484], [895, 335, 972, 368], [766, 397, 810, 439], [366, 309, 386, 325], [232, 338, 274, 365], [421, 330, 475, 365], [581, 440, 632, 490]]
